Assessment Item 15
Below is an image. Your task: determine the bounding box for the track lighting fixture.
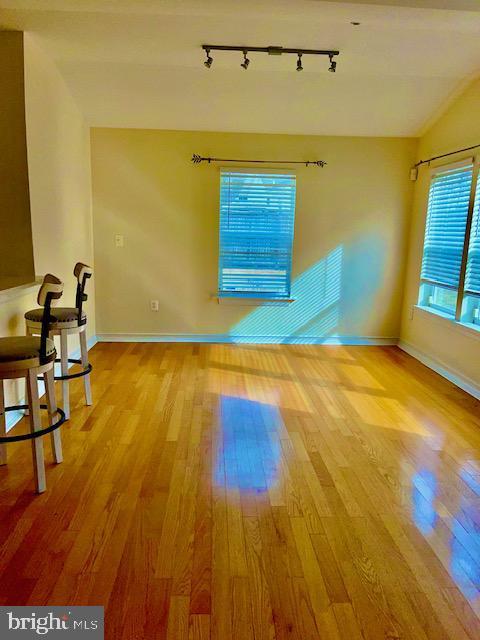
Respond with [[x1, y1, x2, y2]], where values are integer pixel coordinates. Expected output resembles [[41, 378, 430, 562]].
[[240, 51, 250, 70], [204, 48, 213, 69], [201, 44, 340, 73]]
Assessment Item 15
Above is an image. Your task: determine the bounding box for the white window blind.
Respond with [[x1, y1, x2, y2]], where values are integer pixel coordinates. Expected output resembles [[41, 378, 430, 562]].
[[465, 173, 480, 297], [218, 170, 296, 298], [421, 163, 474, 290]]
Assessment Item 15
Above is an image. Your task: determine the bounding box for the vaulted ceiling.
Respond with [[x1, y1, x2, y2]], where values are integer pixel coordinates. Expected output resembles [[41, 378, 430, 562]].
[[1, 0, 479, 136]]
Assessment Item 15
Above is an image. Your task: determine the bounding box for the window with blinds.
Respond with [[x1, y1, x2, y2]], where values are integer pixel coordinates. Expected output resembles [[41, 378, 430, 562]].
[[418, 157, 480, 327], [218, 170, 296, 299], [420, 163, 473, 293], [465, 173, 480, 298]]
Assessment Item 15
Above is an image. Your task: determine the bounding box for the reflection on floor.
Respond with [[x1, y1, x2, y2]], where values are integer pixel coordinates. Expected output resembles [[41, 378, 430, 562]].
[[1, 342, 480, 639], [215, 396, 281, 492], [411, 466, 480, 601], [412, 469, 437, 535]]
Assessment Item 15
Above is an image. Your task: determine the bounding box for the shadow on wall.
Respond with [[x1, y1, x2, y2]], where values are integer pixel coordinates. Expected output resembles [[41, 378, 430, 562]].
[[228, 246, 343, 343]]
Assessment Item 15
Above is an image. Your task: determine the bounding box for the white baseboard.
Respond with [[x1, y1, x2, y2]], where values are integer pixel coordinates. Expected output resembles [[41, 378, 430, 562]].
[[96, 333, 398, 346], [5, 334, 98, 432], [398, 339, 480, 401]]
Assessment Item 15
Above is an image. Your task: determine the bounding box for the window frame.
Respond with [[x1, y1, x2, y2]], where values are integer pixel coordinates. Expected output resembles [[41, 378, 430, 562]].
[[217, 167, 297, 301], [418, 155, 480, 329], [455, 159, 480, 320]]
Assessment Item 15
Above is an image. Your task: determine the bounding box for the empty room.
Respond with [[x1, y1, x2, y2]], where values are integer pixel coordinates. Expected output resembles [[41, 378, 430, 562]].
[[1, 0, 480, 638]]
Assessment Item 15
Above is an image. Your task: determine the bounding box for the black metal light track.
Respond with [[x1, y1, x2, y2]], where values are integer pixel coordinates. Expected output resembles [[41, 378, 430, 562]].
[[201, 44, 340, 71]]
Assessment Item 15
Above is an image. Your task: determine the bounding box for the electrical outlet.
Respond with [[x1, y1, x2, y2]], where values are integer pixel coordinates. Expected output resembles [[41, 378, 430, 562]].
[[115, 234, 124, 248], [150, 300, 159, 312]]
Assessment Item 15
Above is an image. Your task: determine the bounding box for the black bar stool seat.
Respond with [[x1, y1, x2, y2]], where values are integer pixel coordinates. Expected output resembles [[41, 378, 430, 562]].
[[25, 308, 86, 328], [0, 337, 56, 368]]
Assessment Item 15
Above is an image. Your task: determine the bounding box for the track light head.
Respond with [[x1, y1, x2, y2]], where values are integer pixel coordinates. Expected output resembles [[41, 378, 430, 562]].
[[204, 48, 213, 68], [241, 51, 250, 70], [328, 54, 337, 73], [296, 53, 303, 72]]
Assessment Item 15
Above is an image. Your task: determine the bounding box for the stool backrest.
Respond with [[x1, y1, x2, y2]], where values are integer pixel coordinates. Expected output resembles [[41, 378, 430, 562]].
[[37, 274, 64, 363], [74, 262, 93, 324]]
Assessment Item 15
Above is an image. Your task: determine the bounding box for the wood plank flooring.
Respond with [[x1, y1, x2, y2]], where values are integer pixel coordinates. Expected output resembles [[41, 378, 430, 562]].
[[1, 343, 480, 639]]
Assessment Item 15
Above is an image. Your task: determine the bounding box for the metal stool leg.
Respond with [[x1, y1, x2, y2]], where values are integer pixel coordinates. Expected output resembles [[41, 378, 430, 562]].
[[0, 382, 6, 465], [26, 369, 46, 493], [79, 329, 92, 406], [60, 330, 70, 420], [44, 367, 62, 463], [24, 325, 32, 416]]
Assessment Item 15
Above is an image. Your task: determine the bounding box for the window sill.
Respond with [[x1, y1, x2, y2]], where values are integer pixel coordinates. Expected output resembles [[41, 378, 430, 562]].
[[0, 277, 42, 304], [413, 304, 480, 341], [214, 295, 295, 306]]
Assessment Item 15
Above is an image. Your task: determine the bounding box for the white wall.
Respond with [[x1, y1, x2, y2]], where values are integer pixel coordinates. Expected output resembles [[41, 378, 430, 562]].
[[91, 128, 416, 342], [400, 77, 480, 394]]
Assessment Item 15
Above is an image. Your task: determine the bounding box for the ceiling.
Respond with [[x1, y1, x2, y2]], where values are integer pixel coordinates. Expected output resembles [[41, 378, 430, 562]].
[[1, 0, 480, 137]]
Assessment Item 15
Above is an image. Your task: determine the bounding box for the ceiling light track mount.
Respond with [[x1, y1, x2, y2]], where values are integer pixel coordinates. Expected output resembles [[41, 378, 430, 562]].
[[202, 44, 340, 72]]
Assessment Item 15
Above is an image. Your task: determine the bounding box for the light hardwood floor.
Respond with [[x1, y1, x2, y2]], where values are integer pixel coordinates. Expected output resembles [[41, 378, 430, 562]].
[[1, 343, 480, 639]]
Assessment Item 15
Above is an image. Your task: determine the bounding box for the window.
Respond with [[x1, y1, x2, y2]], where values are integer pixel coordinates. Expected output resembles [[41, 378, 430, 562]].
[[464, 173, 480, 325], [418, 158, 480, 327], [218, 170, 296, 299]]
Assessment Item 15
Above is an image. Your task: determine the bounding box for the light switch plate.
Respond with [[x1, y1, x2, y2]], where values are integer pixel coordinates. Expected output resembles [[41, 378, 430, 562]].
[[115, 234, 124, 247]]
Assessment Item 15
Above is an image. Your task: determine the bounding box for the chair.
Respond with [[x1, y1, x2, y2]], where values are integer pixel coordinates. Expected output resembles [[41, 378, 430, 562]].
[[25, 262, 93, 419], [0, 275, 66, 493]]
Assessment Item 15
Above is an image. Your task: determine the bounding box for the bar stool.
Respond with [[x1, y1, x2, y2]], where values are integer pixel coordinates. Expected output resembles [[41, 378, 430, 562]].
[[25, 263, 93, 420], [0, 275, 66, 493]]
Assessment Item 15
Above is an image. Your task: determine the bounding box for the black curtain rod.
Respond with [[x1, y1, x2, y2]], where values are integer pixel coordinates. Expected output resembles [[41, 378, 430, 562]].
[[415, 143, 480, 169], [191, 154, 326, 167]]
